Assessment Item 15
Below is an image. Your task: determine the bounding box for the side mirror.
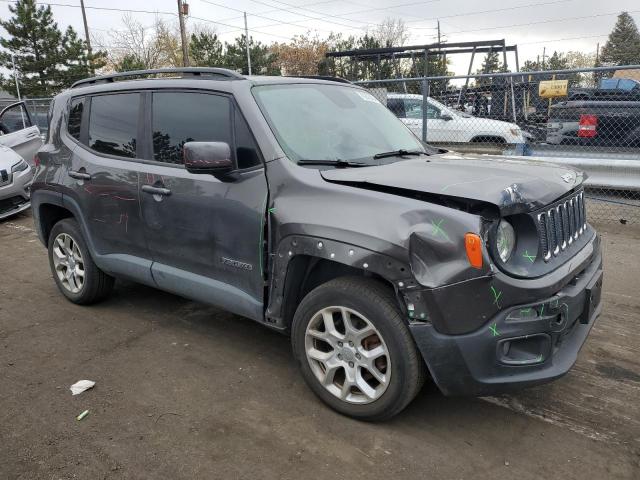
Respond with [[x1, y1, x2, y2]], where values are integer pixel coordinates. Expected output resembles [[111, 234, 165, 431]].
[[183, 141, 234, 176], [441, 114, 454, 121]]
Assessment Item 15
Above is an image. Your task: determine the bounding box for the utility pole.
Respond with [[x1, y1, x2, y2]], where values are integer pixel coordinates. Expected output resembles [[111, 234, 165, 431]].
[[244, 12, 252, 75], [177, 0, 190, 67], [437, 20, 441, 70], [79, 0, 94, 74]]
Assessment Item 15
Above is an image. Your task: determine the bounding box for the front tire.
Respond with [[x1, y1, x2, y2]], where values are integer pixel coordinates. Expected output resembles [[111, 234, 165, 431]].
[[291, 277, 425, 421], [48, 218, 114, 305]]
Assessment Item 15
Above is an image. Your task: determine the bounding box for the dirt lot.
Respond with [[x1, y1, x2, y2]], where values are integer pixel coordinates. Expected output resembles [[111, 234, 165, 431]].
[[1, 212, 639, 480]]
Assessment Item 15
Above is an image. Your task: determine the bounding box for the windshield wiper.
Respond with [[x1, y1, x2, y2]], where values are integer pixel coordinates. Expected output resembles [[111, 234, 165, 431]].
[[373, 149, 429, 159], [297, 159, 368, 168]]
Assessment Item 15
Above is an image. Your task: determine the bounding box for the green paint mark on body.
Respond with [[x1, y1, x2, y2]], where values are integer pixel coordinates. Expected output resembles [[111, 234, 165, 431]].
[[489, 323, 500, 337], [523, 250, 536, 263], [431, 219, 450, 241], [490, 286, 502, 308]]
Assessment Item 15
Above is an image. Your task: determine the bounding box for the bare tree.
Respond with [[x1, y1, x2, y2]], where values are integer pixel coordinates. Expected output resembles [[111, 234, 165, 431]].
[[107, 15, 164, 69], [369, 17, 409, 48]]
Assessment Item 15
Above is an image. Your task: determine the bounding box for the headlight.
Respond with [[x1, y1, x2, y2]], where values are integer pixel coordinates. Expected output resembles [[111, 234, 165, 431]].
[[510, 128, 522, 137], [11, 159, 29, 173], [496, 220, 516, 262]]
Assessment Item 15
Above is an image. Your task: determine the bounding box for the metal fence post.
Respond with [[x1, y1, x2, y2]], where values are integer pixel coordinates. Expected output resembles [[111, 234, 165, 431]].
[[421, 49, 429, 143], [421, 77, 429, 143]]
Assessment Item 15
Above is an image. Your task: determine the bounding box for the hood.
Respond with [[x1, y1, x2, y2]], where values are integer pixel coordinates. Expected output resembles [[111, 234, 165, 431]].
[[0, 145, 23, 170], [320, 153, 585, 216], [455, 116, 519, 132]]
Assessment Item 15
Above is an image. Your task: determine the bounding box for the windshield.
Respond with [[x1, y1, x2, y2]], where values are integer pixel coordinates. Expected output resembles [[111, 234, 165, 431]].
[[252, 84, 426, 163]]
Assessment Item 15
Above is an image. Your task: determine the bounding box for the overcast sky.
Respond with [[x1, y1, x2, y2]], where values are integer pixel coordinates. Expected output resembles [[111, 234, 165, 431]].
[[1, 0, 639, 75]]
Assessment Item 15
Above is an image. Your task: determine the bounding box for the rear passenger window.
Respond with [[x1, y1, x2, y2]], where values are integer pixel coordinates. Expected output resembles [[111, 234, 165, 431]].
[[89, 93, 139, 158], [152, 92, 232, 165], [68, 98, 84, 140]]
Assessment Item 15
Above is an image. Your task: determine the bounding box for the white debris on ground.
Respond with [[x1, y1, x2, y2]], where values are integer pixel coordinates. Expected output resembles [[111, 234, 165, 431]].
[[70, 380, 96, 396]]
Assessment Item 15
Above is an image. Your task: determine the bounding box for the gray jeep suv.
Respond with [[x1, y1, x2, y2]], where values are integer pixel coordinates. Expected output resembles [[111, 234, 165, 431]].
[[31, 68, 603, 420]]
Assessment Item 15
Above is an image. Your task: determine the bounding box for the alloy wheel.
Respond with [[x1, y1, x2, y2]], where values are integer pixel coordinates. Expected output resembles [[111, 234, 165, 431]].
[[52, 233, 85, 294], [304, 306, 391, 404]]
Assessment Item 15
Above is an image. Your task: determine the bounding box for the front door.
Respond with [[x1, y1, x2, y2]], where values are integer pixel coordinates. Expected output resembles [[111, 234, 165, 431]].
[[138, 90, 268, 320], [0, 101, 42, 164]]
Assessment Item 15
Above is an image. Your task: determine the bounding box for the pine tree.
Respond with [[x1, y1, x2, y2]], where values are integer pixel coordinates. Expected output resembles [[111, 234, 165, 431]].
[[0, 0, 104, 97], [114, 54, 146, 72], [224, 35, 280, 75], [189, 31, 224, 67], [600, 12, 640, 65], [475, 51, 504, 86]]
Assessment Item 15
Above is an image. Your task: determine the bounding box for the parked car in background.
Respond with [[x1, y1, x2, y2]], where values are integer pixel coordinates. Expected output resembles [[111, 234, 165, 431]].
[[0, 101, 43, 165], [386, 93, 527, 145], [0, 143, 34, 220], [568, 78, 640, 101], [546, 100, 640, 147]]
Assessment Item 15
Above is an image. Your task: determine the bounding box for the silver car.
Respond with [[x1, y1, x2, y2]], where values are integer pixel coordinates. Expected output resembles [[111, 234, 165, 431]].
[[0, 144, 34, 220], [0, 101, 42, 220]]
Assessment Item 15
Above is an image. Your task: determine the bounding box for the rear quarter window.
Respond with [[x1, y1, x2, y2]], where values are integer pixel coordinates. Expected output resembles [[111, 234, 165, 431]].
[[67, 97, 84, 140]]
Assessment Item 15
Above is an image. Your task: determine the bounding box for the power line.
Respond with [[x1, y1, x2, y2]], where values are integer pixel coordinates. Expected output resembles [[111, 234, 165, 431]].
[[0, 0, 176, 15], [439, 9, 640, 36], [519, 33, 609, 45], [408, 0, 578, 27], [215, 0, 341, 23], [198, 0, 347, 34], [0, 0, 295, 41], [241, 0, 439, 30]]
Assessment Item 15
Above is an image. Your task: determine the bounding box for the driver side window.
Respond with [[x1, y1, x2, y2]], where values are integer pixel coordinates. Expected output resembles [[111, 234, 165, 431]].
[[0, 103, 33, 134], [403, 99, 440, 119]]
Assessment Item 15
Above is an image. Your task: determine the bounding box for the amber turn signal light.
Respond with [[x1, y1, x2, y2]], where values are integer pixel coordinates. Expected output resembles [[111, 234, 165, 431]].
[[465, 233, 483, 269]]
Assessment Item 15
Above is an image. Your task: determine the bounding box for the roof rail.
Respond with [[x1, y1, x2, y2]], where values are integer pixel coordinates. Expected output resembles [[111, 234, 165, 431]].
[[71, 67, 244, 88], [286, 75, 352, 84]]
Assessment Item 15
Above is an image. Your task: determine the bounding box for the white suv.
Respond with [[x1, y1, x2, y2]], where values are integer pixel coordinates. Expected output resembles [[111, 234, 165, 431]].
[[387, 93, 526, 145]]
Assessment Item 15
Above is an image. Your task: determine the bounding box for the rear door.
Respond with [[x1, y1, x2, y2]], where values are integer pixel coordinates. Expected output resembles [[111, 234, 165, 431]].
[[62, 92, 152, 284], [137, 89, 268, 320], [0, 101, 42, 164]]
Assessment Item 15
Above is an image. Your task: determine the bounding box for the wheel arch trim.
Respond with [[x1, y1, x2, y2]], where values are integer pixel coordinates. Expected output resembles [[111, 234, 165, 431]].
[[265, 235, 418, 331]]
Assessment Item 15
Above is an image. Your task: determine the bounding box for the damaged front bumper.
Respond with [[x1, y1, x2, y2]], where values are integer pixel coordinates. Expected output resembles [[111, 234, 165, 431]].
[[407, 234, 603, 396]]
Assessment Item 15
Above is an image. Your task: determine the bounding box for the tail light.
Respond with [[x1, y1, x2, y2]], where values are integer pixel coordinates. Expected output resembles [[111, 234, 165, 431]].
[[33, 154, 41, 169], [578, 114, 598, 138]]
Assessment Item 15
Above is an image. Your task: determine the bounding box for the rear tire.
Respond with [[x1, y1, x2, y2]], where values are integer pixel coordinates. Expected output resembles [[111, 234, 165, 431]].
[[291, 276, 425, 421], [48, 218, 114, 305]]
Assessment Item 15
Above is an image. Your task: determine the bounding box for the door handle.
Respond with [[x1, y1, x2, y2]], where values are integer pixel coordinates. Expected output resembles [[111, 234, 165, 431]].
[[142, 184, 171, 196], [68, 170, 92, 180], [26, 131, 39, 138]]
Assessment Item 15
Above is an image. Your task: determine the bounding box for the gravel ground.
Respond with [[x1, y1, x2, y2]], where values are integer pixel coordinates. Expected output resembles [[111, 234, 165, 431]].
[[1, 212, 638, 480]]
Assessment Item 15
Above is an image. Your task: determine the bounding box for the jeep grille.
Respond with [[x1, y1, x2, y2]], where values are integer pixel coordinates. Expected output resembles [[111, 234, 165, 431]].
[[537, 190, 587, 261]]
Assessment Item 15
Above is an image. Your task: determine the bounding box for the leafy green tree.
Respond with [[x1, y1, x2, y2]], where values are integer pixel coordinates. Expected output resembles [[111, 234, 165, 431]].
[[224, 35, 280, 75], [600, 12, 640, 65], [0, 0, 105, 96], [189, 31, 224, 67], [114, 54, 146, 72]]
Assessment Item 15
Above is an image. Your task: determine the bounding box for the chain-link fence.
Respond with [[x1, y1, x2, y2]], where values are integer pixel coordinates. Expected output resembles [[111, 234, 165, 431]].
[[1, 69, 639, 226], [356, 65, 640, 226]]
